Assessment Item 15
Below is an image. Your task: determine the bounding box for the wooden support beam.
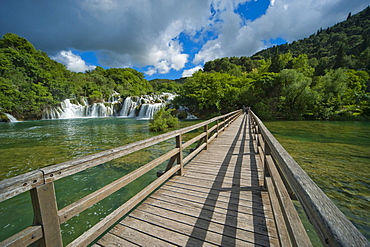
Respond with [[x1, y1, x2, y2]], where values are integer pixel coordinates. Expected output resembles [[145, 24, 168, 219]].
[[0, 226, 43, 247], [176, 135, 184, 176], [30, 183, 63, 247], [204, 124, 209, 150]]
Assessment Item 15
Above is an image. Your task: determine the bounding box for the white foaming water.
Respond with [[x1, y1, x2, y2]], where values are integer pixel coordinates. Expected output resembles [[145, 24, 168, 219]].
[[3, 113, 19, 122], [43, 93, 175, 120]]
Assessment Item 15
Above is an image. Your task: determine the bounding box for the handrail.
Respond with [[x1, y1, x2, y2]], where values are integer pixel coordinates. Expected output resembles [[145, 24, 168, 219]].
[[0, 109, 241, 247], [249, 110, 369, 247]]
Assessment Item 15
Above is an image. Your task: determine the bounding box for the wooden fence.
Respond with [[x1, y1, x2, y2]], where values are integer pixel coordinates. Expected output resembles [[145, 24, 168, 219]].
[[249, 110, 369, 247], [0, 110, 241, 247]]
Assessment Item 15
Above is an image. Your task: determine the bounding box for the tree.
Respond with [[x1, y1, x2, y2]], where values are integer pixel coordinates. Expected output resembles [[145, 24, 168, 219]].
[[176, 71, 249, 117], [313, 69, 348, 118], [149, 107, 179, 132], [279, 69, 315, 119]]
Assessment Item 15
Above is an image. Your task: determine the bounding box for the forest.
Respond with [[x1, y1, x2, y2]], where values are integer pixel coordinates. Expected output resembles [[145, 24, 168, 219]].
[[0, 7, 370, 121], [0, 33, 153, 120], [175, 7, 370, 120]]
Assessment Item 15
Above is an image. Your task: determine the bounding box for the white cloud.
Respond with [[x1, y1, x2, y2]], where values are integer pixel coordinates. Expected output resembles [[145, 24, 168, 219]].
[[0, 0, 368, 77], [182, 66, 203, 78], [193, 0, 369, 64], [52, 50, 96, 72]]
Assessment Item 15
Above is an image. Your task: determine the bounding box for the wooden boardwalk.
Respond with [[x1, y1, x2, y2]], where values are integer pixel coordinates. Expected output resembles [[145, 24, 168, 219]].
[[95, 114, 280, 246]]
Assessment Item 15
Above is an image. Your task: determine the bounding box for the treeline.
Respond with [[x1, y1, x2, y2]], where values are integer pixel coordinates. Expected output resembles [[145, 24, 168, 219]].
[[1, 7, 370, 121], [254, 6, 370, 73], [176, 7, 370, 120], [0, 33, 154, 120]]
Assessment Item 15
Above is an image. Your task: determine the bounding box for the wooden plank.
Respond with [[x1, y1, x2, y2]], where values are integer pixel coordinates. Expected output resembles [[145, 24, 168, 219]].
[[0, 170, 44, 202], [182, 171, 254, 187], [266, 177, 292, 247], [124, 210, 257, 246], [30, 182, 63, 247], [133, 204, 279, 246], [154, 186, 268, 218], [250, 111, 370, 246], [58, 148, 179, 224], [148, 191, 273, 231], [143, 195, 278, 238], [182, 166, 261, 180], [166, 179, 268, 208], [161, 183, 267, 209], [109, 222, 181, 247], [67, 165, 180, 247], [265, 155, 311, 246], [96, 232, 139, 246], [0, 226, 43, 247]]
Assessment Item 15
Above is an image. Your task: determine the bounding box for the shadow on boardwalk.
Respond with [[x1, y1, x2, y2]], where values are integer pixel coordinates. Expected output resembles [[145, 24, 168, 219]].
[[96, 114, 276, 246], [185, 114, 270, 246]]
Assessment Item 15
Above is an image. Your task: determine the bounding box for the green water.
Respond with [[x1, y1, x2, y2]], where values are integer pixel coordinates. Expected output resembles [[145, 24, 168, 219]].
[[0, 117, 201, 245], [1, 118, 369, 244], [264, 121, 370, 241]]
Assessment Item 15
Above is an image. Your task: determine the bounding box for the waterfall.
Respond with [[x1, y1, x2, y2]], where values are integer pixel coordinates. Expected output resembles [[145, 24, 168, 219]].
[[137, 103, 164, 120], [43, 93, 174, 120], [3, 113, 19, 122], [119, 97, 139, 117]]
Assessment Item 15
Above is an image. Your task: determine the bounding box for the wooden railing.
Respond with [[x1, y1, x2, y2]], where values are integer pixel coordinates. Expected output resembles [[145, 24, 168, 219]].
[[0, 110, 241, 247], [249, 110, 369, 247]]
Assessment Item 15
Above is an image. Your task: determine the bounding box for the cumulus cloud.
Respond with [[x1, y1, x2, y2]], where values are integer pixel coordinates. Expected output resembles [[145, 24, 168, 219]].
[[0, 0, 368, 76], [182, 65, 203, 78], [0, 0, 211, 75], [194, 0, 369, 64], [52, 50, 96, 72]]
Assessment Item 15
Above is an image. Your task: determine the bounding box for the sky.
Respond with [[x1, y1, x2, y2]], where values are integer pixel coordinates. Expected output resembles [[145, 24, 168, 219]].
[[0, 0, 369, 80]]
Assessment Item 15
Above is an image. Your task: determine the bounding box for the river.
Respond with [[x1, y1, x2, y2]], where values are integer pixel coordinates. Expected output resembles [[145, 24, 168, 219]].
[[0, 118, 369, 243], [0, 117, 202, 244], [264, 120, 370, 241]]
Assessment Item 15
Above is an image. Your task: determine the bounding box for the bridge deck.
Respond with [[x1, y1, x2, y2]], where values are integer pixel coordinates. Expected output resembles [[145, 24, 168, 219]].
[[95, 115, 280, 246]]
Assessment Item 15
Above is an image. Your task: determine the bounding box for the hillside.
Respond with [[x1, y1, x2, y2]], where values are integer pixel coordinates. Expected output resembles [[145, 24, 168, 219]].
[[176, 7, 370, 120], [204, 7, 370, 75], [0, 33, 153, 120], [253, 6, 370, 72]]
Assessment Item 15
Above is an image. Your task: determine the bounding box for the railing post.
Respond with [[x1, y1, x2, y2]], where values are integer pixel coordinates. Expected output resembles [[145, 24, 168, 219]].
[[263, 140, 271, 189], [216, 119, 219, 137], [30, 182, 63, 247], [204, 124, 209, 150], [176, 134, 184, 176]]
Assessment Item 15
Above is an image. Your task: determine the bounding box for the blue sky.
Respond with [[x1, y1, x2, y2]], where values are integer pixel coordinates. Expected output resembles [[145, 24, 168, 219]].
[[0, 0, 368, 80]]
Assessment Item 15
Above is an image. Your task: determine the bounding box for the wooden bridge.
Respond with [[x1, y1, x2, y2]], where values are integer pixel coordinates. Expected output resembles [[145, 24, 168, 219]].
[[0, 110, 368, 247]]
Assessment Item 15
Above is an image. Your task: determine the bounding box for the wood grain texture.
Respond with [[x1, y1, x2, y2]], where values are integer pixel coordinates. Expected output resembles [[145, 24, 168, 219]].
[[250, 110, 370, 247], [0, 226, 43, 247], [97, 114, 280, 247]]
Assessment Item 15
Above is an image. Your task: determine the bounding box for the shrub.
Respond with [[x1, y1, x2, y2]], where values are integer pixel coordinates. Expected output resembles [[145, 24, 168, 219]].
[[149, 108, 179, 132]]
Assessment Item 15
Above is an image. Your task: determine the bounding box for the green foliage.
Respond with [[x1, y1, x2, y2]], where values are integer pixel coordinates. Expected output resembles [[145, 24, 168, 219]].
[[149, 107, 179, 132], [254, 7, 370, 72], [174, 71, 250, 118], [150, 79, 182, 93], [178, 7, 370, 121], [88, 90, 103, 103], [0, 33, 153, 120], [279, 69, 315, 119]]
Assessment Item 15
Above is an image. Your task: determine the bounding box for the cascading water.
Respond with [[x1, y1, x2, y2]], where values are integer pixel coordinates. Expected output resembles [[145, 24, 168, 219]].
[[43, 93, 175, 120], [3, 113, 19, 122], [119, 97, 139, 117], [137, 103, 164, 120]]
